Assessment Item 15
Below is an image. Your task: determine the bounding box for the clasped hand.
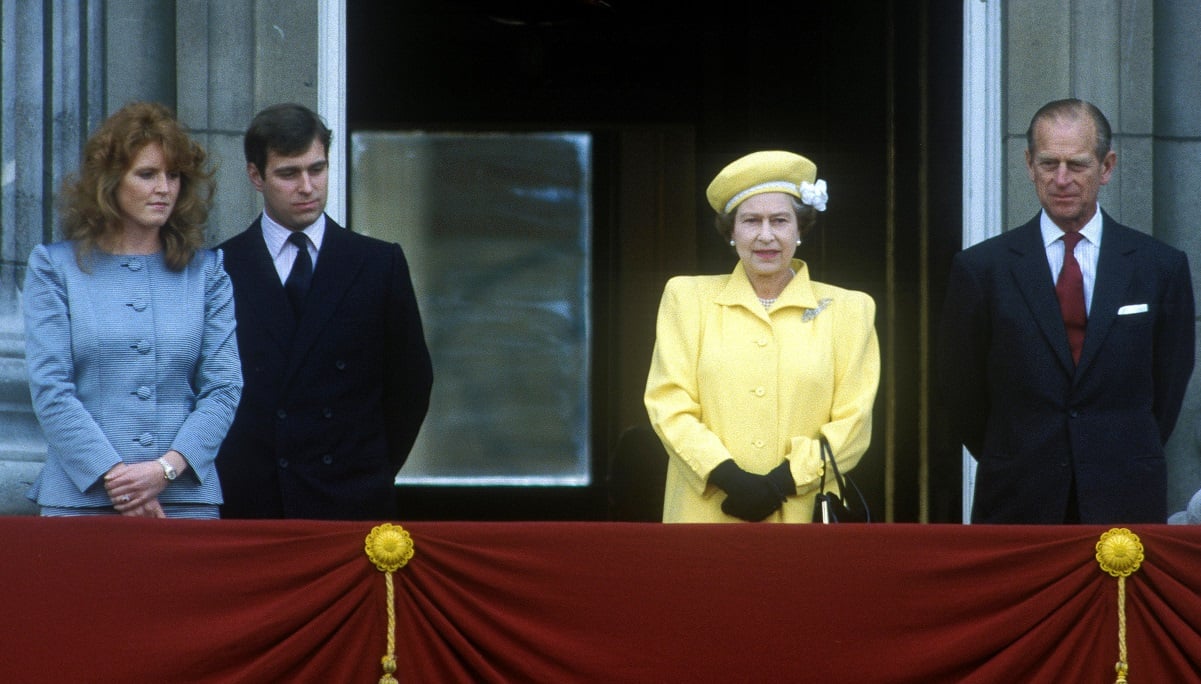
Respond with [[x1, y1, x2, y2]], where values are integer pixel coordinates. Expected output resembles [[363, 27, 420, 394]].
[[103, 461, 167, 518], [709, 459, 796, 522]]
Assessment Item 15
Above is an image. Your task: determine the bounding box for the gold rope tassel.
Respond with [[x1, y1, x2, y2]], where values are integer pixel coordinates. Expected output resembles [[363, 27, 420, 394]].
[[1095, 528, 1144, 684], [365, 524, 416, 684]]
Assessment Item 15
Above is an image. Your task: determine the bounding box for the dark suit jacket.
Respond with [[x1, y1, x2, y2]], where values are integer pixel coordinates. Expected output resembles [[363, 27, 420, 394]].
[[938, 211, 1195, 524], [215, 216, 433, 519]]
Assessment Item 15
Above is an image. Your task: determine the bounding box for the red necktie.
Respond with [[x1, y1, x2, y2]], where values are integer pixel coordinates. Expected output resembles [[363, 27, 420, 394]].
[[1056, 231, 1086, 364]]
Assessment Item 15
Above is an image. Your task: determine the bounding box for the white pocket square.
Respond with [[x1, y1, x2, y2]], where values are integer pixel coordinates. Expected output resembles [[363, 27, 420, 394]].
[[1117, 303, 1148, 315]]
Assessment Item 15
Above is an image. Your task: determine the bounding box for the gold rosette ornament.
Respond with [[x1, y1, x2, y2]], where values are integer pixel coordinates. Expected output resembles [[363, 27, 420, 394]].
[[1095, 528, 1144, 684], [365, 524, 415, 684]]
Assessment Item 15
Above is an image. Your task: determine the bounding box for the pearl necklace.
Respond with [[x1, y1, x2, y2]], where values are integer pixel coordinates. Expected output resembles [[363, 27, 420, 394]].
[[756, 268, 794, 310]]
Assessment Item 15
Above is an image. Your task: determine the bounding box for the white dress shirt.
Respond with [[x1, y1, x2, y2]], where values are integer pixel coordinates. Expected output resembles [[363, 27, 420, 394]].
[[261, 211, 326, 284], [1041, 204, 1102, 315]]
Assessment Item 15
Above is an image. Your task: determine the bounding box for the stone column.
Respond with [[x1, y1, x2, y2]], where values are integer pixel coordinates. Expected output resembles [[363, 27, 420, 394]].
[[105, 0, 177, 111], [1153, 2, 1201, 512], [0, 2, 104, 514]]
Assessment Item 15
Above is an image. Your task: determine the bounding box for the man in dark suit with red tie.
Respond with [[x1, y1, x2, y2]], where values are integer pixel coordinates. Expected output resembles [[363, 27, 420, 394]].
[[938, 98, 1195, 524], [216, 103, 433, 520]]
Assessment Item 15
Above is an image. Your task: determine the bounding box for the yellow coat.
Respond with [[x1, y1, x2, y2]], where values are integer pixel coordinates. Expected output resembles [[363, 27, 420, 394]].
[[644, 259, 880, 523]]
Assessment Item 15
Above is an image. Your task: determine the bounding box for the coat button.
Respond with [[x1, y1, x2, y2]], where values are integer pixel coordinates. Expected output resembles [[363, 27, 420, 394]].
[[278, 458, 289, 469], [276, 409, 287, 420], [321, 454, 333, 465], [335, 360, 347, 371], [323, 408, 333, 418], [753, 387, 766, 397]]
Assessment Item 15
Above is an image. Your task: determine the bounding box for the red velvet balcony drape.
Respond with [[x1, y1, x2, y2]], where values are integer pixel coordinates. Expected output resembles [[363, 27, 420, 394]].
[[2, 518, 1200, 683]]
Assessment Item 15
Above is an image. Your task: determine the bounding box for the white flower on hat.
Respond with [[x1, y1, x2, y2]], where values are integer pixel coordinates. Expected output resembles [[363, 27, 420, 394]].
[[799, 179, 828, 212]]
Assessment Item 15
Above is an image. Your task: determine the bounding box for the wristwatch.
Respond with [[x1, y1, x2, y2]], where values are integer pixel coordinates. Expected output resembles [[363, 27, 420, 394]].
[[157, 457, 178, 481]]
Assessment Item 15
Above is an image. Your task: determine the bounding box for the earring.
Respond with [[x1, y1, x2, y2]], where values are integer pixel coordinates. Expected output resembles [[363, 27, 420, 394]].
[[796, 238, 803, 246], [729, 240, 736, 246]]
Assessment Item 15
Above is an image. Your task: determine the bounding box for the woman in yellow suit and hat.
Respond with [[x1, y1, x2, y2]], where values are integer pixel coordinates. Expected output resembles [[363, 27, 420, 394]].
[[645, 150, 880, 522]]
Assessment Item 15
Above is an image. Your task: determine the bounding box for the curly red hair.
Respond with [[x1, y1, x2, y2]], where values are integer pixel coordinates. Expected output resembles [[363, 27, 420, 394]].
[[59, 101, 214, 271]]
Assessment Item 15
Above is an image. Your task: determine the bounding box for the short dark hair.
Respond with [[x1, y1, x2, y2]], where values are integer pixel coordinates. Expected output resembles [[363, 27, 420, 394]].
[[1026, 98, 1112, 161], [243, 103, 333, 175]]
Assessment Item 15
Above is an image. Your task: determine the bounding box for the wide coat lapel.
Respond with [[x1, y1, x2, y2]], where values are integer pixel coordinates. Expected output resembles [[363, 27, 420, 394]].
[[1007, 217, 1077, 374], [1075, 211, 1133, 378], [281, 218, 366, 387], [226, 219, 296, 355]]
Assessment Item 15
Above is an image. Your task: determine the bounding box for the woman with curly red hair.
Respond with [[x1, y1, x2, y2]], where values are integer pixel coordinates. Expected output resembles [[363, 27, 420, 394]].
[[23, 101, 242, 518]]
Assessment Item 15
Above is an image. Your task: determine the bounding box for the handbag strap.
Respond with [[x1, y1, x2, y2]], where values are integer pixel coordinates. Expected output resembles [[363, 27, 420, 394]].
[[818, 436, 849, 495], [818, 436, 872, 523]]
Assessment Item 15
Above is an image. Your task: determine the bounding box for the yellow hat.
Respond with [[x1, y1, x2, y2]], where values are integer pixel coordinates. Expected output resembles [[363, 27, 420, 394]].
[[705, 150, 826, 215]]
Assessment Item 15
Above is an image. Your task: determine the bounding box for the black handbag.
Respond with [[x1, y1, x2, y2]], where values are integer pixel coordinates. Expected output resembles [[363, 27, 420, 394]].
[[812, 437, 871, 523]]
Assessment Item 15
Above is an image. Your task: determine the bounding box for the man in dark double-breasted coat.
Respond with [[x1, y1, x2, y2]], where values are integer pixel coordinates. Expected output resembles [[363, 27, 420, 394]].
[[216, 103, 433, 520]]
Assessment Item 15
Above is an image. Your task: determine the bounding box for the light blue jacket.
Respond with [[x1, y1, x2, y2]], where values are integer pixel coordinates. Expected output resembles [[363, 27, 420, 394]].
[[23, 242, 243, 509]]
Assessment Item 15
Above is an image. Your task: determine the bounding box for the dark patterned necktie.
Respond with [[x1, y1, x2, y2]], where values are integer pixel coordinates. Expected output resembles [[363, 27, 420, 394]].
[[1056, 231, 1086, 364], [284, 232, 312, 315]]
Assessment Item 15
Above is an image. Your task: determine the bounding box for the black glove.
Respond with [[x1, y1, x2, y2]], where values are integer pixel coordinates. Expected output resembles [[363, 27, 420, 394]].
[[708, 459, 791, 522], [766, 459, 796, 497]]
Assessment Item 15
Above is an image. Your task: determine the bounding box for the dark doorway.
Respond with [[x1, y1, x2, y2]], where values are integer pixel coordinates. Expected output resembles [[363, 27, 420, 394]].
[[349, 0, 965, 522]]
